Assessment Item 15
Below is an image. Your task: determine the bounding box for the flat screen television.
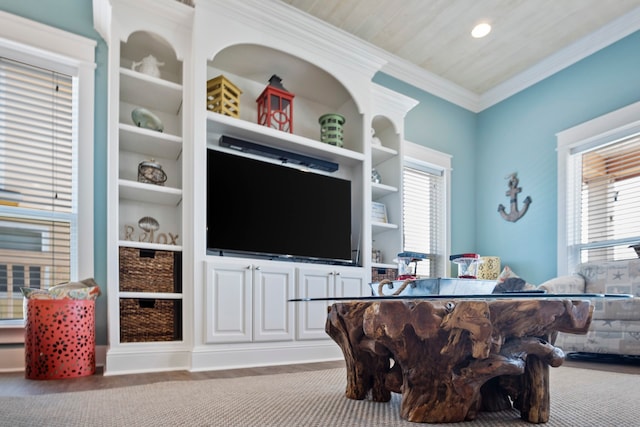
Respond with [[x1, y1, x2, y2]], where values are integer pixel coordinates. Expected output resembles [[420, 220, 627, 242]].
[[207, 149, 353, 264]]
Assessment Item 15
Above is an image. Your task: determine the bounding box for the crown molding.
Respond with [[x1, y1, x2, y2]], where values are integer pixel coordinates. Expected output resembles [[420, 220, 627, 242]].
[[380, 58, 481, 112], [371, 83, 419, 116], [479, 6, 640, 111], [202, 0, 387, 78]]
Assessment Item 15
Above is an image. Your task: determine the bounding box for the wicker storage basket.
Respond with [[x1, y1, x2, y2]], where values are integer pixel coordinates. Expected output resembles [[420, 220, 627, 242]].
[[119, 247, 181, 293], [119, 298, 182, 342], [371, 267, 398, 283]]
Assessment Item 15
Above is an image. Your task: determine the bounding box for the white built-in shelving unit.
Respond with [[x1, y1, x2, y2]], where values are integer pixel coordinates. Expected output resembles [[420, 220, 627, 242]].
[[93, 0, 417, 375]]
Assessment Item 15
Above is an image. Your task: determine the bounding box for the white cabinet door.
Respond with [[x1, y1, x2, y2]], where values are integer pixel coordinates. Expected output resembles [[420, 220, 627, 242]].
[[296, 267, 334, 340], [334, 268, 369, 297], [205, 262, 252, 343], [253, 264, 295, 342]]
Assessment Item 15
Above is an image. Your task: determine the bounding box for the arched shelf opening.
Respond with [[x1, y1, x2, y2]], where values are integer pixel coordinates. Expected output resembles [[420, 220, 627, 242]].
[[207, 43, 363, 154], [121, 31, 182, 84]]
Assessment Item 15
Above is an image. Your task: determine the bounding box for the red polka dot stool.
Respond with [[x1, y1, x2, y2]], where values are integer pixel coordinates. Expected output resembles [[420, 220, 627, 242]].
[[24, 299, 96, 380]]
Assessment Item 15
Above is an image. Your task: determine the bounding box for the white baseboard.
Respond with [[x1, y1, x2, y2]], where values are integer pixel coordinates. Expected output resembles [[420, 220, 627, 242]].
[[189, 341, 343, 372], [2, 342, 341, 375], [102, 341, 343, 376], [0, 347, 25, 372], [104, 346, 192, 376], [0, 345, 108, 373]]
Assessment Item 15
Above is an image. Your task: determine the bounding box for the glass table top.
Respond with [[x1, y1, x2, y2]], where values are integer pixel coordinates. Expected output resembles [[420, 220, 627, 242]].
[[289, 292, 633, 302]]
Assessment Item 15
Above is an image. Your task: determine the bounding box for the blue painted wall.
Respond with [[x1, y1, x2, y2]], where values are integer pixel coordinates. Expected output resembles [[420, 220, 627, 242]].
[[0, 0, 109, 345], [476, 30, 640, 284], [375, 31, 640, 285]]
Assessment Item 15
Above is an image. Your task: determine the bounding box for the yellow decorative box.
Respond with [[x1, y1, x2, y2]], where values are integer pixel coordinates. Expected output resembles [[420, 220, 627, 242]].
[[477, 256, 501, 280], [206, 75, 242, 118]]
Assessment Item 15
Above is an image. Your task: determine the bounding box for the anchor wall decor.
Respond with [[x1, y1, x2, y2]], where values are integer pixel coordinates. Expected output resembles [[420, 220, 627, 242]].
[[498, 172, 531, 222]]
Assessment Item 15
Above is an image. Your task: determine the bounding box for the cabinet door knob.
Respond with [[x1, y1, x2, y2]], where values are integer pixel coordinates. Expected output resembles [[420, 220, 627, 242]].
[[255, 266, 261, 270], [335, 272, 341, 276]]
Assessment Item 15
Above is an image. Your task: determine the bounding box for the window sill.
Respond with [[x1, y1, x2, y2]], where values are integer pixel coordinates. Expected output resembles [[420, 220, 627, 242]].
[[0, 322, 25, 344]]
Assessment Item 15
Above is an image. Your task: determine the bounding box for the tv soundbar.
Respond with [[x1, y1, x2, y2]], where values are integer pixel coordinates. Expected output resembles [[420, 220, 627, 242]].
[[219, 135, 339, 172]]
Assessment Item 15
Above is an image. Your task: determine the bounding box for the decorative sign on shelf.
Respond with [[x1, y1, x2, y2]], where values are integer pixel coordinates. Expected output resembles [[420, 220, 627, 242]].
[[123, 216, 180, 245], [371, 201, 388, 223], [497, 172, 531, 222]]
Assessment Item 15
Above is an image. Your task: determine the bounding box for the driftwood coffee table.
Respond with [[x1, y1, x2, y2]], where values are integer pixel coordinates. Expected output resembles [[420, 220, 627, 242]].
[[296, 294, 599, 424]]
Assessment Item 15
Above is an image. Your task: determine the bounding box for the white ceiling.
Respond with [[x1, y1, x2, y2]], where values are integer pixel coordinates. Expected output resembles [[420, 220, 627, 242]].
[[279, 0, 640, 108]]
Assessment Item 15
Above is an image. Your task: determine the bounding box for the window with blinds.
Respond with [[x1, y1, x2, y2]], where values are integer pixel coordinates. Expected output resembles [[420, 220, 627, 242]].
[[569, 134, 640, 263], [403, 161, 444, 277], [0, 57, 74, 321]]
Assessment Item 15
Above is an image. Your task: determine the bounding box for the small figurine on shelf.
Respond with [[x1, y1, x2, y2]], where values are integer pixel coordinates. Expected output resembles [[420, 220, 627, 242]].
[[371, 168, 382, 183], [131, 107, 164, 132], [131, 54, 164, 78], [137, 216, 160, 243], [371, 128, 382, 146]]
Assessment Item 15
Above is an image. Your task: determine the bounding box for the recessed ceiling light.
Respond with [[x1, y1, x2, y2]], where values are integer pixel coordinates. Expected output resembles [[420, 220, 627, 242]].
[[471, 23, 491, 38]]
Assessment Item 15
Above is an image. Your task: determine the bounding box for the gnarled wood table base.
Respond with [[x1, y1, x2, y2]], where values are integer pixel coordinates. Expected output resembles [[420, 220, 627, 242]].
[[326, 299, 593, 423]]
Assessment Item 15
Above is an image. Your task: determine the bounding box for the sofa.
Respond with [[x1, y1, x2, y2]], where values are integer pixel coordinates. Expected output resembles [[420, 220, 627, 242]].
[[539, 258, 640, 357]]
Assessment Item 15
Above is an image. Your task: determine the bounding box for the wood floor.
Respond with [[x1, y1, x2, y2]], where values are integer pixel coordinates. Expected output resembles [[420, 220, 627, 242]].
[[2, 355, 639, 397]]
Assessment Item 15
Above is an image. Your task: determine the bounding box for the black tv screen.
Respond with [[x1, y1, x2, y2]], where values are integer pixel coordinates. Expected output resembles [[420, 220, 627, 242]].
[[207, 149, 353, 263]]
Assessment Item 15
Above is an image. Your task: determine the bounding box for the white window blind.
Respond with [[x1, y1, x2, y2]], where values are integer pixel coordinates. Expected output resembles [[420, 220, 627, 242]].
[[403, 162, 444, 277], [568, 134, 640, 263], [0, 56, 74, 321]]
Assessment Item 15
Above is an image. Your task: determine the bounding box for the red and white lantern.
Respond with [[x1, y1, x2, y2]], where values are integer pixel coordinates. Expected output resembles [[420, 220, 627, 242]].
[[256, 75, 294, 133]]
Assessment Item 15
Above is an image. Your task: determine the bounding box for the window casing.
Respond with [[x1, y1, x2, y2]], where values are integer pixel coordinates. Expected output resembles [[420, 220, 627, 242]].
[[402, 141, 451, 277], [0, 11, 95, 331], [557, 101, 640, 275]]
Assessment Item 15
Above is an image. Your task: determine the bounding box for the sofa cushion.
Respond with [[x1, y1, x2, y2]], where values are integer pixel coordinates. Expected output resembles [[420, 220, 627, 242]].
[[599, 298, 640, 321], [576, 259, 640, 320], [555, 320, 640, 356], [496, 266, 536, 290], [578, 259, 640, 294], [538, 274, 585, 294]]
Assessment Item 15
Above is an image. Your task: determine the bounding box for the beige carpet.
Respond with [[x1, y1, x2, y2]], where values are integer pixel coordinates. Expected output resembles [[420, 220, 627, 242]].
[[0, 366, 636, 426]]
